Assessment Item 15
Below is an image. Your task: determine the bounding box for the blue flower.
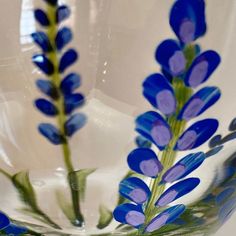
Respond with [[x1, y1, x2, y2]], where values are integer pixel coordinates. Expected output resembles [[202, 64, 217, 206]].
[[35, 98, 58, 117], [119, 177, 151, 204], [155, 39, 186, 76], [31, 31, 53, 53], [60, 73, 81, 95], [113, 203, 145, 229], [64, 93, 85, 114], [143, 73, 176, 116], [178, 86, 221, 120], [170, 0, 206, 44], [34, 9, 50, 27], [32, 54, 54, 75], [36, 79, 59, 100], [136, 111, 172, 150], [184, 50, 221, 88], [155, 178, 200, 207], [38, 123, 64, 145], [64, 113, 87, 137], [175, 119, 219, 151], [127, 148, 163, 178], [56, 5, 71, 24], [145, 205, 186, 233], [55, 27, 73, 51], [59, 49, 78, 73], [161, 152, 205, 183]]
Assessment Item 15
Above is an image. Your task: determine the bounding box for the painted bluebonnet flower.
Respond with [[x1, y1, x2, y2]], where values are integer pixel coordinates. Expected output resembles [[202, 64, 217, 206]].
[[32, 1, 86, 145], [31, 0, 86, 226], [114, 0, 221, 234], [0, 212, 28, 235]]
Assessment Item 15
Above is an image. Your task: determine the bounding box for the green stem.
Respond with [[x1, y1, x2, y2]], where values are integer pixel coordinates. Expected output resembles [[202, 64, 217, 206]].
[[0, 168, 12, 179], [46, 5, 84, 226]]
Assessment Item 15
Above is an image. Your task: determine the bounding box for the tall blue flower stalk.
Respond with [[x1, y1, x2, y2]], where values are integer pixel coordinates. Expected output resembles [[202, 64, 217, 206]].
[[113, 0, 222, 234], [32, 0, 86, 226]]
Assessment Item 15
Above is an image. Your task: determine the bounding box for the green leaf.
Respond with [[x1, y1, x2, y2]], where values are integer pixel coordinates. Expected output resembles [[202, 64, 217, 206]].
[[55, 190, 75, 223], [96, 204, 113, 229], [68, 168, 96, 201], [12, 171, 37, 209]]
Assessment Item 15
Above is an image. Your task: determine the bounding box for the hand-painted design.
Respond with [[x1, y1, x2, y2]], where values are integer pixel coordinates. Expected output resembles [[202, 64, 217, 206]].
[[114, 0, 222, 234], [34, 9, 50, 27], [175, 119, 218, 151], [170, 0, 206, 44], [208, 116, 236, 150], [0, 212, 28, 235], [143, 73, 176, 116], [136, 112, 172, 150], [32, 0, 87, 227], [161, 152, 205, 183], [155, 40, 186, 76], [184, 51, 221, 88], [145, 205, 186, 233], [178, 87, 221, 120], [119, 177, 151, 204], [155, 178, 200, 207], [127, 148, 163, 178]]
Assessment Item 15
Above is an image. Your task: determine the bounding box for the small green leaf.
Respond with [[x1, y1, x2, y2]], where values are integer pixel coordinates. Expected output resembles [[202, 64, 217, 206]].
[[68, 168, 96, 201], [97, 204, 113, 229], [12, 171, 37, 209], [55, 190, 75, 223]]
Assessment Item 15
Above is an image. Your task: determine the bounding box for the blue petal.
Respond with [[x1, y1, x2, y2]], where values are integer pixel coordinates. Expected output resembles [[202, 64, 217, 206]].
[[56, 5, 71, 24], [55, 27, 73, 51], [143, 73, 176, 115], [59, 49, 78, 73], [34, 9, 50, 27], [0, 212, 10, 231], [60, 73, 81, 95], [161, 152, 205, 183], [221, 131, 236, 144], [36, 79, 59, 100], [31, 31, 53, 52], [208, 134, 222, 148], [64, 113, 87, 137], [4, 224, 28, 235], [145, 205, 186, 233], [127, 148, 163, 178], [175, 119, 219, 151], [119, 177, 151, 204], [178, 87, 221, 120], [216, 188, 235, 206], [64, 93, 85, 114], [43, 0, 58, 6], [205, 145, 223, 159], [219, 197, 236, 224], [38, 123, 64, 145], [136, 111, 172, 150], [169, 0, 206, 44], [155, 178, 200, 207], [113, 203, 145, 228], [184, 50, 221, 88], [32, 54, 54, 75], [35, 98, 58, 116], [155, 39, 186, 76], [229, 118, 236, 131], [135, 136, 152, 148]]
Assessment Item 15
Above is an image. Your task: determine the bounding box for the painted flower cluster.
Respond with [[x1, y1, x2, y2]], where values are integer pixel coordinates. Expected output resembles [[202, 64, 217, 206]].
[[113, 0, 222, 234], [32, 0, 86, 144]]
